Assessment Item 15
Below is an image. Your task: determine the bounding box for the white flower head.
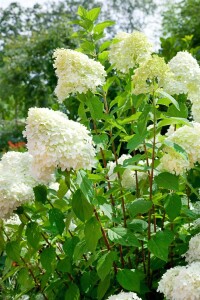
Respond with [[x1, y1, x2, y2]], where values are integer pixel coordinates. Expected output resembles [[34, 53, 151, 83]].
[[165, 51, 200, 96], [107, 291, 142, 300], [159, 122, 200, 175], [109, 31, 153, 73], [157, 266, 184, 299], [53, 48, 106, 102], [132, 55, 171, 95], [23, 108, 96, 182], [0, 152, 39, 219], [184, 234, 200, 263], [171, 262, 200, 300]]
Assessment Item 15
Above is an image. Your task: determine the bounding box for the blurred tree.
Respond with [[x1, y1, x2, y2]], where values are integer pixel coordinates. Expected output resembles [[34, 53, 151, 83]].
[[0, 0, 157, 121], [161, 0, 200, 61]]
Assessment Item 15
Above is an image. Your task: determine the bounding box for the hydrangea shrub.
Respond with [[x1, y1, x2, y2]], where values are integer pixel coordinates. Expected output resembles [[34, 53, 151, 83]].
[[1, 6, 200, 300]]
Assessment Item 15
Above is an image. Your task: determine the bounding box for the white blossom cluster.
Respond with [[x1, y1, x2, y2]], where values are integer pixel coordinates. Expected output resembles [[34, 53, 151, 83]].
[[159, 122, 200, 175], [108, 31, 153, 73], [0, 152, 38, 219], [23, 107, 96, 182], [53, 48, 106, 102], [107, 154, 147, 189], [107, 291, 142, 300], [183, 234, 200, 263], [132, 55, 171, 95], [163, 51, 200, 96], [158, 262, 200, 300]]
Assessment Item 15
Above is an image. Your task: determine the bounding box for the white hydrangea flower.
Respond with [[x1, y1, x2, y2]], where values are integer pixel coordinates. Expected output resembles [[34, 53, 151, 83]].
[[184, 234, 200, 263], [163, 51, 200, 96], [23, 108, 96, 183], [4, 215, 21, 226], [171, 262, 200, 300], [53, 48, 106, 102], [191, 102, 200, 123], [107, 291, 142, 300], [108, 31, 153, 73], [159, 122, 200, 174], [132, 55, 171, 95], [0, 152, 39, 219], [107, 155, 148, 189], [157, 266, 184, 300]]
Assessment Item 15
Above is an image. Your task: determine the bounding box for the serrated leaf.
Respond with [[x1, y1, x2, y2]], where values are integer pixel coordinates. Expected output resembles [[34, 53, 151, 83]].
[[157, 117, 190, 129], [147, 230, 174, 261], [86, 7, 101, 21], [63, 237, 79, 258], [97, 275, 110, 300], [84, 217, 101, 252], [93, 21, 115, 34], [40, 246, 56, 272], [165, 193, 182, 221], [157, 89, 180, 110], [72, 189, 94, 222], [73, 240, 88, 261], [117, 269, 143, 292], [167, 102, 188, 118], [128, 219, 148, 232], [86, 96, 104, 119], [154, 172, 179, 191], [57, 179, 68, 199], [77, 6, 87, 18], [33, 185, 47, 204], [49, 208, 65, 235], [127, 133, 147, 152], [25, 222, 40, 249], [77, 170, 94, 203], [97, 251, 117, 280], [137, 105, 151, 136], [128, 199, 152, 217], [57, 257, 72, 273], [108, 227, 140, 247], [6, 241, 21, 263], [65, 283, 80, 300]]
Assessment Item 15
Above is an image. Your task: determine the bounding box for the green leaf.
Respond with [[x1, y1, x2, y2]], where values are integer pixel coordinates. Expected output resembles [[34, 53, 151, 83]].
[[49, 208, 65, 235], [97, 251, 117, 280], [164, 140, 188, 160], [84, 217, 101, 252], [40, 246, 56, 272], [166, 102, 188, 118], [128, 199, 152, 217], [57, 179, 68, 199], [157, 117, 190, 129], [116, 269, 143, 292], [6, 241, 21, 263], [63, 237, 79, 258], [86, 7, 101, 21], [157, 89, 180, 110], [86, 96, 104, 120], [97, 275, 110, 300], [33, 185, 47, 204], [77, 170, 94, 203], [128, 219, 148, 232], [25, 222, 40, 249], [72, 189, 94, 222], [165, 193, 182, 221], [73, 240, 88, 261], [154, 172, 179, 191], [77, 6, 87, 18], [108, 227, 140, 247], [147, 230, 174, 261], [103, 77, 116, 92], [65, 283, 80, 300], [118, 112, 141, 125], [57, 257, 72, 273], [93, 21, 115, 34], [137, 105, 151, 136], [127, 133, 147, 152]]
